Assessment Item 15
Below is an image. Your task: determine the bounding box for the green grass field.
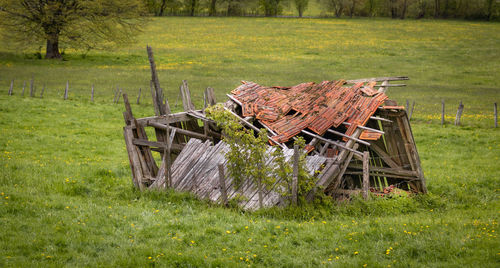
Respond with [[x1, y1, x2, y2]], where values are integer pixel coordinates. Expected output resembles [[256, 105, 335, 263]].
[[0, 17, 499, 267]]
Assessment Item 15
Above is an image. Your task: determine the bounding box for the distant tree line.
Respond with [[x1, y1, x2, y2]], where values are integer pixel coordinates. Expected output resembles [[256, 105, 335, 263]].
[[144, 0, 499, 20]]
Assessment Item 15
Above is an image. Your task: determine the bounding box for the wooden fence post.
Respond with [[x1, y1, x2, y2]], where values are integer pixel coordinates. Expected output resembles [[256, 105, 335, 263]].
[[8, 80, 13, 95], [29, 77, 34, 97], [136, 88, 141, 104], [91, 84, 94, 102], [22, 81, 26, 96], [409, 101, 415, 121], [113, 86, 119, 103], [292, 144, 299, 206], [362, 151, 370, 200], [218, 164, 228, 206], [441, 100, 445, 126], [406, 99, 409, 112], [495, 103, 498, 128], [40, 84, 45, 98], [64, 80, 69, 100], [454, 101, 464, 126], [116, 89, 122, 104]]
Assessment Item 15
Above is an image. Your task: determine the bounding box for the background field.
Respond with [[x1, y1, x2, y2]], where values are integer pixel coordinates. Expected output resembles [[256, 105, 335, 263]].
[[0, 17, 499, 266]]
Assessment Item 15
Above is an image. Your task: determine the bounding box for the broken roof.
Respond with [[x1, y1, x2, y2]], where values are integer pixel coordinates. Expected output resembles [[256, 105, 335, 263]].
[[229, 80, 388, 144]]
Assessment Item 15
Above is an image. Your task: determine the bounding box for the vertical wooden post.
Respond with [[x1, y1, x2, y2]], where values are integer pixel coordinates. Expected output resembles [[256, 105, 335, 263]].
[[218, 164, 228, 206], [116, 89, 122, 104], [136, 88, 141, 104], [362, 151, 370, 200], [91, 84, 94, 102], [40, 84, 45, 98], [454, 101, 464, 126], [165, 116, 171, 187], [495, 103, 498, 128], [258, 177, 263, 209], [147, 45, 170, 115], [292, 144, 299, 206], [409, 101, 415, 121], [64, 80, 69, 100], [441, 100, 445, 126], [29, 77, 34, 97], [22, 81, 26, 96], [113, 86, 119, 103], [405, 99, 409, 112], [8, 80, 13, 96]]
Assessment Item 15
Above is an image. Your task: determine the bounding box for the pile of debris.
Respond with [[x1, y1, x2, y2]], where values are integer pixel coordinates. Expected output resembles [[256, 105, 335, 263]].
[[121, 47, 426, 210]]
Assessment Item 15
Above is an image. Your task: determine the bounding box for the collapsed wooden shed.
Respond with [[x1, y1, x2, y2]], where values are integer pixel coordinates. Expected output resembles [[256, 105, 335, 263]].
[[122, 48, 426, 209]]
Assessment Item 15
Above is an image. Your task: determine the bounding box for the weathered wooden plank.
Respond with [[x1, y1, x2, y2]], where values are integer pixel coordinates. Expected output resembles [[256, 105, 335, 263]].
[[327, 129, 370, 146], [301, 130, 363, 156], [8, 80, 13, 96], [369, 143, 400, 169], [148, 122, 211, 141], [454, 101, 464, 126], [132, 139, 184, 153], [346, 76, 409, 84], [124, 126, 144, 190], [348, 164, 417, 177], [64, 80, 69, 100], [147, 45, 170, 115], [306, 128, 363, 201], [291, 145, 299, 206], [362, 151, 370, 200], [205, 87, 216, 106]]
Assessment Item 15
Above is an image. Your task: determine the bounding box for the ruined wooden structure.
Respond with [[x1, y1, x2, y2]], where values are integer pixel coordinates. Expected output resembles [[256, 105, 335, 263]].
[[122, 47, 426, 210]]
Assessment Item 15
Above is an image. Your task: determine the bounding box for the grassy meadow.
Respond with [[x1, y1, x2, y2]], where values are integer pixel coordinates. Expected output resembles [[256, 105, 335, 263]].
[[0, 17, 499, 266]]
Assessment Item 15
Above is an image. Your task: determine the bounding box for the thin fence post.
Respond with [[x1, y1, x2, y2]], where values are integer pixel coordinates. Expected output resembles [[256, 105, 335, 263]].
[[113, 86, 119, 103], [40, 84, 45, 98], [454, 101, 464, 126], [116, 89, 122, 104], [362, 151, 370, 200], [406, 99, 409, 112], [495, 103, 498, 128], [441, 100, 445, 126], [64, 80, 69, 100], [8, 80, 13, 95], [409, 101, 415, 121], [22, 81, 26, 96], [29, 77, 34, 97], [91, 84, 94, 102], [218, 164, 228, 207], [292, 144, 299, 206], [136, 88, 141, 104]]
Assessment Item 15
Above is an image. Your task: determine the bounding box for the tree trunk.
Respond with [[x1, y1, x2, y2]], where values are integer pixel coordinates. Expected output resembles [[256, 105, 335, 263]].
[[434, 0, 440, 18], [209, 0, 217, 16], [45, 34, 61, 59], [350, 0, 355, 18], [159, 0, 167, 16], [190, 0, 197, 16], [400, 0, 408, 19]]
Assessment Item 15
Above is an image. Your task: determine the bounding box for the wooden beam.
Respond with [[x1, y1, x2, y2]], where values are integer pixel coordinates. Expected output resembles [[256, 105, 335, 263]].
[[148, 122, 211, 141], [369, 143, 400, 169], [226, 94, 242, 106], [218, 164, 228, 206], [362, 151, 370, 200], [133, 139, 184, 153], [147, 45, 170, 115], [346, 76, 409, 84], [301, 130, 363, 156], [327, 129, 370, 146], [342, 122, 384, 134], [348, 164, 417, 177]]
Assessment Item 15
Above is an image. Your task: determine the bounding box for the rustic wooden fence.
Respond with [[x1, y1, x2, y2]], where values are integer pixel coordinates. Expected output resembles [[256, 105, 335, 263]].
[[4, 79, 499, 128]]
